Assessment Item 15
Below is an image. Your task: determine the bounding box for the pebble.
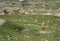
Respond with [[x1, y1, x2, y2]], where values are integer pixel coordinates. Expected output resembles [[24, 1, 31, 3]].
[[47, 21, 50, 23], [56, 9, 59, 12], [55, 13, 60, 17]]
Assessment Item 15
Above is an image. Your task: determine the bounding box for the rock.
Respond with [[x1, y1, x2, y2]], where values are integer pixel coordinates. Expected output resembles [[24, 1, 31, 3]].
[[2, 7, 14, 15], [0, 19, 6, 25], [54, 13, 60, 17], [25, 12, 29, 14], [45, 13, 52, 15], [47, 21, 50, 23], [20, 28, 29, 34], [39, 30, 52, 34]]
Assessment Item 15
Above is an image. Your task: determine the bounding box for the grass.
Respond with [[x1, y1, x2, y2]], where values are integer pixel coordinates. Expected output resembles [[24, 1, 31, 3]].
[[0, 14, 60, 41], [0, 1, 60, 41]]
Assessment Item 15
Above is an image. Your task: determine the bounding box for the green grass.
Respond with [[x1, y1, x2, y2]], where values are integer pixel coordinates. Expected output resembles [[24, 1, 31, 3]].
[[0, 1, 60, 41], [0, 14, 60, 41]]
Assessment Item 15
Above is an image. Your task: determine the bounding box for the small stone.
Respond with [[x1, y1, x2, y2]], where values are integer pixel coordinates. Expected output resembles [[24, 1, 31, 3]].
[[0, 19, 6, 25], [25, 12, 29, 14], [47, 21, 50, 23], [56, 9, 59, 12], [16, 29, 19, 31], [46, 13, 52, 15], [20, 28, 29, 34], [39, 30, 52, 34]]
